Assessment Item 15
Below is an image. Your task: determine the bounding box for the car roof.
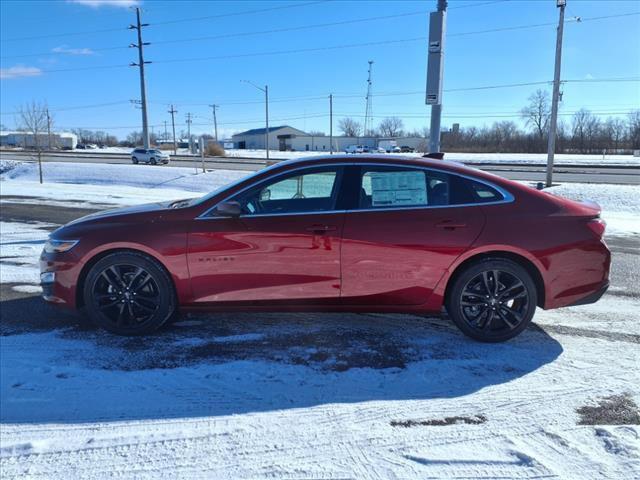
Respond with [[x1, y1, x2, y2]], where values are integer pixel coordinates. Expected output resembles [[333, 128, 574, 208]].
[[265, 154, 521, 190]]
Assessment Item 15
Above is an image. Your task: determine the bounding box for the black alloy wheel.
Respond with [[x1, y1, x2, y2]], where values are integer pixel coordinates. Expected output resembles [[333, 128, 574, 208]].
[[84, 252, 175, 335], [447, 259, 537, 342]]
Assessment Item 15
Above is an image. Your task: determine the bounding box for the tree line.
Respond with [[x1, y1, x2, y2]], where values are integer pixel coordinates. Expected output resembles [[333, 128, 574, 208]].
[[336, 90, 639, 154], [10, 92, 640, 153]]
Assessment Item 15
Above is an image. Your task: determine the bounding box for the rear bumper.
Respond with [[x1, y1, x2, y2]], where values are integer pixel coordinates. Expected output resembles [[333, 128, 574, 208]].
[[566, 281, 609, 307]]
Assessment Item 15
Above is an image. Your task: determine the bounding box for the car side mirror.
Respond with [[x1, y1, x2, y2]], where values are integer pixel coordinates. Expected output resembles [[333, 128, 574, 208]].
[[215, 201, 242, 217]]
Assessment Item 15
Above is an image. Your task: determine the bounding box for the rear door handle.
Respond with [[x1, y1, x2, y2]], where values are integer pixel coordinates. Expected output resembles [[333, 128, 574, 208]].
[[306, 224, 337, 233], [435, 220, 467, 230]]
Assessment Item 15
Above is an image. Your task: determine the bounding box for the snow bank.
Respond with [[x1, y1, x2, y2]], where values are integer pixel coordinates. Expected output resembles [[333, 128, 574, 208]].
[[2, 161, 249, 194]]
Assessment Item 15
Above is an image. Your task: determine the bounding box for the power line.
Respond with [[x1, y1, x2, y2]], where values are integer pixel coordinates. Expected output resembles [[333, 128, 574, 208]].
[[2, 78, 637, 116], [448, 0, 511, 10], [1, 1, 328, 42], [4, 10, 637, 61], [0, 100, 130, 116]]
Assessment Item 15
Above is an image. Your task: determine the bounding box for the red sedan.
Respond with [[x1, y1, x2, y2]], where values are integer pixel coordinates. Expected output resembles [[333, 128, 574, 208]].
[[40, 156, 610, 342]]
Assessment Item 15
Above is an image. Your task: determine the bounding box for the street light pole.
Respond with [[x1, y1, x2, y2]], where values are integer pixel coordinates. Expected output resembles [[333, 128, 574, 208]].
[[242, 80, 270, 160], [546, 0, 566, 187], [329, 94, 333, 154], [265, 85, 269, 160]]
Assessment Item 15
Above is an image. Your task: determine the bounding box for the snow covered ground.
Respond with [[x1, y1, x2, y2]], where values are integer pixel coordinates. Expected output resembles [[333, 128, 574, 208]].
[[1, 160, 639, 478]]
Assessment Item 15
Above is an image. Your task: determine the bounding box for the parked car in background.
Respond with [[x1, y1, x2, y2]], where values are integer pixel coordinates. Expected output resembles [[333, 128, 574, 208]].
[[378, 140, 398, 152], [387, 145, 401, 153], [40, 155, 610, 342], [76, 144, 86, 150], [85, 144, 98, 150], [400, 146, 415, 153], [345, 145, 365, 154], [373, 147, 386, 153], [131, 148, 170, 165]]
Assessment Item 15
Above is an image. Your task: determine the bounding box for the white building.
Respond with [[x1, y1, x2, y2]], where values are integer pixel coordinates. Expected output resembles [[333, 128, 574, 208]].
[[0, 131, 77, 149], [231, 125, 429, 153], [231, 126, 308, 151]]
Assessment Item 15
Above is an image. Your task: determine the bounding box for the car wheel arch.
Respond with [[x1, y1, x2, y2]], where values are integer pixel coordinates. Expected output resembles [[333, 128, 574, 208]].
[[75, 247, 177, 309], [442, 249, 546, 309]]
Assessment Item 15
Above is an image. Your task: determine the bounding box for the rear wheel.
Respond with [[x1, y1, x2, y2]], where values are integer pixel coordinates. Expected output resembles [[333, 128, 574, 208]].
[[83, 252, 176, 335], [446, 259, 537, 342]]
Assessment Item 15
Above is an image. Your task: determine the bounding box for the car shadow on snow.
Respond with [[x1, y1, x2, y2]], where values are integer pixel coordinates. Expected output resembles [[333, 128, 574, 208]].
[[0, 293, 563, 424]]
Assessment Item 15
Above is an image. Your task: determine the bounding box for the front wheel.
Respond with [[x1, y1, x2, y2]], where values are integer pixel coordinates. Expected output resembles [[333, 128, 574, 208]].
[[83, 252, 176, 335], [446, 259, 537, 342], [132, 157, 138, 164], [150, 157, 157, 165]]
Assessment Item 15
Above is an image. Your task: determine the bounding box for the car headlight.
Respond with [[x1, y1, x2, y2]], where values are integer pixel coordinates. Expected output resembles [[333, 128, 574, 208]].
[[44, 239, 79, 254]]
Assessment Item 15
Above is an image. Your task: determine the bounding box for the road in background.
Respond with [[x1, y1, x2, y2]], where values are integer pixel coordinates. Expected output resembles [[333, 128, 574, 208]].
[[2, 150, 639, 184]]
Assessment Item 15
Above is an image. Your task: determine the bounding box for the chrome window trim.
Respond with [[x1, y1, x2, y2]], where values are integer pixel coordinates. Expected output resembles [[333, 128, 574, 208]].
[[196, 161, 514, 220]]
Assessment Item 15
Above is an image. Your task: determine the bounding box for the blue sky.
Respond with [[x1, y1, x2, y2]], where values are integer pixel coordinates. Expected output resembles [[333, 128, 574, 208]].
[[1, 0, 639, 139]]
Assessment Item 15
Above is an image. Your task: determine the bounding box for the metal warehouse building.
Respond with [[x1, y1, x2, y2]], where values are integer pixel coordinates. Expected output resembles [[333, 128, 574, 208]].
[[231, 125, 427, 153], [0, 131, 78, 149]]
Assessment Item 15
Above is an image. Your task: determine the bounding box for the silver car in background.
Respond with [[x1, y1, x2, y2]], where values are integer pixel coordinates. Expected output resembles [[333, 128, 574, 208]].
[[131, 148, 170, 165]]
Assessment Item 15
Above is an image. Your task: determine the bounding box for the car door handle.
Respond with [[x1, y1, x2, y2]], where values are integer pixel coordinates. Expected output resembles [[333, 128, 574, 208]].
[[306, 224, 337, 233], [435, 220, 467, 230]]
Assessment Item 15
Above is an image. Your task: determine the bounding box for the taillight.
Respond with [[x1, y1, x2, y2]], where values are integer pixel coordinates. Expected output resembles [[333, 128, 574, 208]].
[[587, 218, 606, 238]]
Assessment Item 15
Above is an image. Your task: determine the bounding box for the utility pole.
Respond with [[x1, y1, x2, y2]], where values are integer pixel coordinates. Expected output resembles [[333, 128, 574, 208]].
[[364, 60, 374, 136], [46, 108, 52, 150], [546, 0, 566, 187], [163, 120, 168, 142], [186, 112, 192, 150], [129, 7, 151, 149], [208, 104, 219, 142], [329, 94, 333, 154], [168, 104, 177, 155], [241, 80, 269, 160], [426, 0, 447, 153]]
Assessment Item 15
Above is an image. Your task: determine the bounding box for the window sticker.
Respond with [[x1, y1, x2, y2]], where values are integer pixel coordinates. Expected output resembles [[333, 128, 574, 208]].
[[369, 171, 427, 206]]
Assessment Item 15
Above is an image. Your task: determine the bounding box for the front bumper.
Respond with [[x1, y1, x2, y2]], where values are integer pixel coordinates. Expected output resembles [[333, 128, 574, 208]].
[[40, 251, 80, 307]]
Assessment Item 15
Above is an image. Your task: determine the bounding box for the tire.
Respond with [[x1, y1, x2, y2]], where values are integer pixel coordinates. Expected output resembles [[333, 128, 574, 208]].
[[150, 157, 157, 165], [446, 258, 537, 342], [132, 157, 138, 164], [83, 252, 176, 336]]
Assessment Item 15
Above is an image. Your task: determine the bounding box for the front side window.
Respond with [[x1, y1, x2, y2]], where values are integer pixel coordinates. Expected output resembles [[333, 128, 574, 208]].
[[228, 167, 341, 216]]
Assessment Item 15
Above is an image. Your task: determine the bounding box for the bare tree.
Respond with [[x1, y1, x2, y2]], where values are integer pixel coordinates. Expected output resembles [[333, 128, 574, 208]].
[[603, 117, 627, 152], [18, 101, 48, 150], [338, 117, 362, 137], [378, 117, 404, 137], [307, 130, 326, 136], [628, 110, 640, 150], [18, 101, 49, 183], [520, 90, 551, 151]]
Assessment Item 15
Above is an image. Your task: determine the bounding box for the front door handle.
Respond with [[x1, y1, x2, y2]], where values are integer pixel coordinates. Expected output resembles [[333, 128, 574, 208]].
[[306, 224, 337, 234], [435, 220, 467, 230]]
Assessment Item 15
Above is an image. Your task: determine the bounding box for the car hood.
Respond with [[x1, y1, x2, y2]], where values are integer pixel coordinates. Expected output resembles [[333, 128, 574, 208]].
[[64, 201, 175, 227]]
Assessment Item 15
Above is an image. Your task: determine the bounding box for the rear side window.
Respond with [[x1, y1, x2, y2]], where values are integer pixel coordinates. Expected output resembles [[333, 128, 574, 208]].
[[467, 179, 503, 202], [358, 167, 450, 209], [356, 166, 506, 209]]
